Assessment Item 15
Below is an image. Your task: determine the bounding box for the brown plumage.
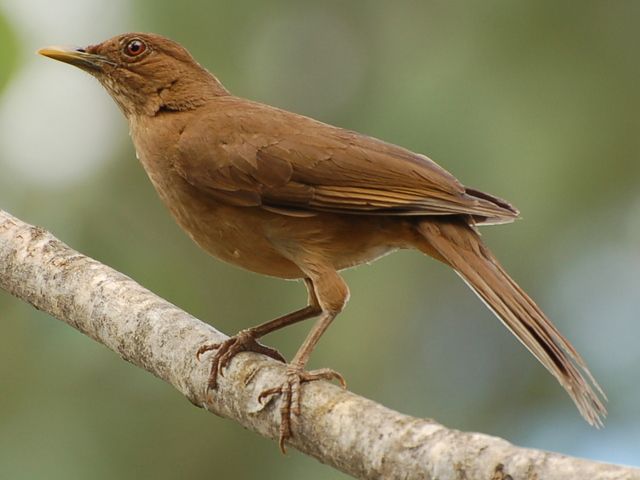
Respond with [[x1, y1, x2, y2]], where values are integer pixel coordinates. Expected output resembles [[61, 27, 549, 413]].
[[39, 33, 606, 450]]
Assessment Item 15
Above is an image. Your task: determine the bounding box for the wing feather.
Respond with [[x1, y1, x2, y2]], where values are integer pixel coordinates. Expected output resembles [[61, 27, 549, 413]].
[[172, 97, 518, 222]]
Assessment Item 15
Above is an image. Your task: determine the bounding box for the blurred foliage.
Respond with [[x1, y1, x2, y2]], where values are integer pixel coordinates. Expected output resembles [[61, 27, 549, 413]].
[[1, 1, 639, 478], [0, 13, 18, 92]]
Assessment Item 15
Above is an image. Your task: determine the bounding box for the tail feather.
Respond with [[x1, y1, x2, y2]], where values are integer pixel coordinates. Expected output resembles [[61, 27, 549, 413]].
[[415, 219, 607, 426]]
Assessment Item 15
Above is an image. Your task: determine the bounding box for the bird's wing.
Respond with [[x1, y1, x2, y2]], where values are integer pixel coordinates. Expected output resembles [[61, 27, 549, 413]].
[[172, 98, 518, 222]]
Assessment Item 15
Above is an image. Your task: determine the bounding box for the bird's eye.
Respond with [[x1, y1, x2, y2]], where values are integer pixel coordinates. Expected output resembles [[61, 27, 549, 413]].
[[124, 39, 147, 57]]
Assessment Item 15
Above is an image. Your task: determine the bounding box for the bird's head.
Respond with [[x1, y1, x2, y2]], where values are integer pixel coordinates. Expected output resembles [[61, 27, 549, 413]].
[[39, 33, 228, 117]]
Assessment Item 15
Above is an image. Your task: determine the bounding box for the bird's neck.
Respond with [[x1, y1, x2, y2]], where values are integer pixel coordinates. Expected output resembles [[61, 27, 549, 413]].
[[152, 71, 230, 115], [114, 69, 230, 118]]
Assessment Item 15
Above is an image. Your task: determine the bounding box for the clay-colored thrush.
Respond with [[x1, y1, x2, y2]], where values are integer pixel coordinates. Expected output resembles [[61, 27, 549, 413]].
[[39, 33, 606, 450]]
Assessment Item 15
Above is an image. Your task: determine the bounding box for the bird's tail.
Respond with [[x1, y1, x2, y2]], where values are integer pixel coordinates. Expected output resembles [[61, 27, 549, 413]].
[[414, 219, 607, 426]]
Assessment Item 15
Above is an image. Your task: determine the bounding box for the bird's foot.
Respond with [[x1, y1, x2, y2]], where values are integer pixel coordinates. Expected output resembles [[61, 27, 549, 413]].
[[258, 364, 346, 453], [197, 329, 286, 390]]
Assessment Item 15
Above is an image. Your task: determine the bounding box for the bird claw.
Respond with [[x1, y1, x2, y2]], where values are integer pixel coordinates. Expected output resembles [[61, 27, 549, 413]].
[[197, 330, 286, 390], [258, 364, 347, 453]]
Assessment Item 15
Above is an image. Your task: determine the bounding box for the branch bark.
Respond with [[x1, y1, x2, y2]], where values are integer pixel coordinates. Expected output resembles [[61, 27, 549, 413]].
[[0, 208, 636, 480]]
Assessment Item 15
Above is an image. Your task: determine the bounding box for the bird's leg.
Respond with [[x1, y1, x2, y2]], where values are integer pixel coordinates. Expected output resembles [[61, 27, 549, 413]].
[[259, 312, 346, 452], [258, 271, 349, 452], [197, 279, 321, 389]]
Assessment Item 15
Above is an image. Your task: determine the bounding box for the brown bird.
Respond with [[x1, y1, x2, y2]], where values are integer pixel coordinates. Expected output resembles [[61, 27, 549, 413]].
[[39, 33, 606, 450]]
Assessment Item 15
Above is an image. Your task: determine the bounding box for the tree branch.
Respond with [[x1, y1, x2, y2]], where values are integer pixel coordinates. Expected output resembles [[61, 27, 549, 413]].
[[0, 208, 636, 480]]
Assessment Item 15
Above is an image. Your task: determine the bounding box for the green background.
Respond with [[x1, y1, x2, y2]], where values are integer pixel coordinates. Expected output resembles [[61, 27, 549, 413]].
[[1, 1, 639, 477]]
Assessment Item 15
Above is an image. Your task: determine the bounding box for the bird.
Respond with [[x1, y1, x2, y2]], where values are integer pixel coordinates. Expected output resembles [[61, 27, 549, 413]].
[[39, 32, 606, 451]]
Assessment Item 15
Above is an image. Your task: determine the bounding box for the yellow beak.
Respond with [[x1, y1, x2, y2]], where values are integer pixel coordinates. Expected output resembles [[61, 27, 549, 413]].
[[38, 46, 111, 72]]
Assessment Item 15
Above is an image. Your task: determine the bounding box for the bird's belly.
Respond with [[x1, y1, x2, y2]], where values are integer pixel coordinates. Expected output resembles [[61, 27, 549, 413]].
[[177, 204, 306, 279], [184, 208, 402, 278], [332, 243, 398, 270], [143, 169, 301, 278], [143, 164, 409, 279], [262, 212, 408, 272]]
